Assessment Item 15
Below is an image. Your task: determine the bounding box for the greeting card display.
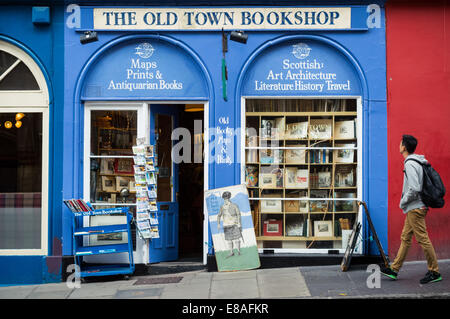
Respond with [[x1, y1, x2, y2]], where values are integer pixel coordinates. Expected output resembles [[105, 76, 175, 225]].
[[133, 142, 159, 239]]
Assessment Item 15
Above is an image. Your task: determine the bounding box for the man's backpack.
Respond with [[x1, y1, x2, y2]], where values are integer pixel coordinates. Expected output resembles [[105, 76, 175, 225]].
[[405, 158, 446, 208]]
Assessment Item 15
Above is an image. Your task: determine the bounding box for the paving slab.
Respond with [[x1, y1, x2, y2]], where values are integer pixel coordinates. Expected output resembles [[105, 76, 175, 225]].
[[26, 290, 73, 299], [300, 260, 450, 298], [160, 282, 211, 299], [114, 287, 163, 299], [258, 268, 311, 298], [68, 284, 121, 299], [0, 285, 37, 299], [213, 269, 257, 281], [210, 277, 259, 299]]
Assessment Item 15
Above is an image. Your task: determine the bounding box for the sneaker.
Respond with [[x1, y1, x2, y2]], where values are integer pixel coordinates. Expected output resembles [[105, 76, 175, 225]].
[[420, 271, 442, 284], [380, 267, 398, 280]]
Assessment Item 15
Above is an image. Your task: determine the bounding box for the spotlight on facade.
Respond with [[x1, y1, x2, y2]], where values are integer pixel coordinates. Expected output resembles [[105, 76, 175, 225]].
[[80, 31, 98, 44], [229, 30, 248, 44]]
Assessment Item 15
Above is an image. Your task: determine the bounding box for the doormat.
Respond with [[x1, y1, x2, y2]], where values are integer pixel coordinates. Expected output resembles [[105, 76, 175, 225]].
[[133, 276, 183, 285]]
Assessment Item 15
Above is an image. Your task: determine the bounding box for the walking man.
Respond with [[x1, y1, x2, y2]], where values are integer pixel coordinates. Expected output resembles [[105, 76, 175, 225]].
[[381, 135, 442, 284], [217, 191, 243, 258]]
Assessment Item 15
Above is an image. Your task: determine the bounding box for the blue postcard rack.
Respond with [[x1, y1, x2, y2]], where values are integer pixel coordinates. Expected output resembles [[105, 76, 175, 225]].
[[71, 206, 135, 279]]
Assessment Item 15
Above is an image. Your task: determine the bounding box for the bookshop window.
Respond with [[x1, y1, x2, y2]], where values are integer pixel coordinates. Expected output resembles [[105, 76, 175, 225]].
[[0, 112, 43, 249], [88, 109, 138, 246], [245, 99, 360, 251]]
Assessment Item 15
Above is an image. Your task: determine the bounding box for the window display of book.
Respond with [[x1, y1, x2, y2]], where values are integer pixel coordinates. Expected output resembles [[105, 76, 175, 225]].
[[244, 98, 359, 247]]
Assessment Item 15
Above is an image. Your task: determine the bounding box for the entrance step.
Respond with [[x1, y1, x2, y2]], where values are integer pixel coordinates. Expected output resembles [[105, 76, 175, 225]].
[[206, 253, 384, 272], [135, 257, 206, 276]]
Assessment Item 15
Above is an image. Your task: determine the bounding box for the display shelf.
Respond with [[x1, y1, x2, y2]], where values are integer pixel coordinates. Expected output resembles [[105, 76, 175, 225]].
[[245, 98, 359, 250], [68, 205, 135, 278], [256, 236, 342, 241]]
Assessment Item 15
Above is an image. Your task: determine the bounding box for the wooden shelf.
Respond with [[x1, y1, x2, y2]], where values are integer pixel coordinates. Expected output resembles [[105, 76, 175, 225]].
[[256, 236, 342, 241], [245, 98, 359, 248], [246, 112, 357, 116]]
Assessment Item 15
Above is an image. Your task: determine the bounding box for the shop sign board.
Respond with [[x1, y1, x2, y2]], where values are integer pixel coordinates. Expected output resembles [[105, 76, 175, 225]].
[[242, 39, 362, 96], [81, 40, 208, 99], [79, 7, 369, 31]]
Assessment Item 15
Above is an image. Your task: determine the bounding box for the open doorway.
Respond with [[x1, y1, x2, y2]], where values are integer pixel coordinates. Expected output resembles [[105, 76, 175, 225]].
[[150, 103, 204, 264], [177, 105, 204, 260]]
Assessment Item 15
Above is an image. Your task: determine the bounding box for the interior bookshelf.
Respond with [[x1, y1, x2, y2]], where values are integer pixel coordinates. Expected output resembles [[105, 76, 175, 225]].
[[90, 110, 138, 206], [244, 98, 360, 250]]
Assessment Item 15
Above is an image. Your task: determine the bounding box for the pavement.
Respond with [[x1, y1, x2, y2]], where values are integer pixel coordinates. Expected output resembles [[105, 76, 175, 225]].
[[0, 259, 449, 299]]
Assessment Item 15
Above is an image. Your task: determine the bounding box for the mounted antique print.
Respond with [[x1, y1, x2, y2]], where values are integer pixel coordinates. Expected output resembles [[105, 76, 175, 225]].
[[309, 118, 332, 140], [204, 184, 260, 272]]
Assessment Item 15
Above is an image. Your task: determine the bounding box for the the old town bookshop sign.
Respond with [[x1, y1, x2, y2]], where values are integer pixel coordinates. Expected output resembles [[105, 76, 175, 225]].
[[81, 40, 208, 100], [242, 40, 362, 96], [79, 7, 369, 31]]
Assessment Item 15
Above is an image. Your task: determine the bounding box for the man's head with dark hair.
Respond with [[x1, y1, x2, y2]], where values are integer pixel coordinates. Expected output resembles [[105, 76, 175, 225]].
[[400, 134, 418, 155]]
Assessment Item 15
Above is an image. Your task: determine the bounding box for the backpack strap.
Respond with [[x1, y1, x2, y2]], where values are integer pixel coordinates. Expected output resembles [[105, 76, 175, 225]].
[[403, 158, 425, 180], [404, 158, 424, 166]]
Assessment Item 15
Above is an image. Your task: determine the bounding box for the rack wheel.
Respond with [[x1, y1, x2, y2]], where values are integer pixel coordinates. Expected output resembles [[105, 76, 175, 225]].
[[124, 275, 131, 280]]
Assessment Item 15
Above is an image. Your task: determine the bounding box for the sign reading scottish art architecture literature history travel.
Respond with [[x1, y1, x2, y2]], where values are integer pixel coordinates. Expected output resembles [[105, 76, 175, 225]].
[[242, 40, 362, 96]]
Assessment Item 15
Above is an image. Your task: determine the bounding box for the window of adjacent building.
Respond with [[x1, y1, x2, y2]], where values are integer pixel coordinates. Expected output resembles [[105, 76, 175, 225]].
[[244, 98, 362, 253], [0, 40, 49, 254]]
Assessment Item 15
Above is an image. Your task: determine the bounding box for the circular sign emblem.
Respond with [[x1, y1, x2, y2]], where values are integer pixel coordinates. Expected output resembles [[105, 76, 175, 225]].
[[135, 43, 155, 59], [292, 43, 311, 59]]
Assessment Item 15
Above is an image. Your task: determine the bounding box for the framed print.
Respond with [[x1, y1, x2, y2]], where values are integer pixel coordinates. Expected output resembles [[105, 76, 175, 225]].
[[115, 176, 130, 192], [309, 119, 332, 140], [245, 166, 258, 187], [261, 199, 282, 213], [101, 176, 116, 192], [299, 200, 309, 213], [115, 158, 133, 174], [285, 149, 306, 164], [129, 180, 136, 193], [334, 144, 355, 163], [260, 119, 275, 138], [259, 173, 276, 188], [296, 169, 309, 188], [100, 158, 115, 175], [314, 220, 333, 237], [285, 167, 298, 188], [285, 199, 299, 212], [263, 219, 282, 236], [285, 121, 308, 139], [334, 120, 355, 139]]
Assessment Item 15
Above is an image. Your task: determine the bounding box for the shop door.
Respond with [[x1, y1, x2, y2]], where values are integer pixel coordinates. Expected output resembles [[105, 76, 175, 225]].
[[149, 105, 180, 263]]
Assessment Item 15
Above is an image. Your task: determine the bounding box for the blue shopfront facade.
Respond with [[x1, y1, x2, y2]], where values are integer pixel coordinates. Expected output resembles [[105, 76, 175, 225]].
[[0, 1, 388, 285], [0, 4, 64, 284]]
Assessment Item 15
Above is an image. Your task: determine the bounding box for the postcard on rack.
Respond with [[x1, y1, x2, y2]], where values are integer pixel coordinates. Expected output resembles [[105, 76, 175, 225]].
[[133, 155, 146, 165], [134, 164, 145, 174], [137, 211, 150, 220], [134, 173, 146, 185], [137, 220, 151, 230], [133, 145, 147, 155], [149, 213, 159, 225], [137, 199, 150, 212], [146, 172, 157, 184]]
